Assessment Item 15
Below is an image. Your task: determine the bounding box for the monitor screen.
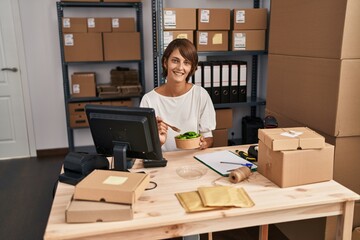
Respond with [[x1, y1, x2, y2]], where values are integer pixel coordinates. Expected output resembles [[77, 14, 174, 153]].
[[85, 104, 164, 171]]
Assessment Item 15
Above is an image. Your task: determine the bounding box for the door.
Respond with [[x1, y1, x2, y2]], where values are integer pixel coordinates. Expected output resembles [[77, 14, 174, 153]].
[[0, 0, 31, 159]]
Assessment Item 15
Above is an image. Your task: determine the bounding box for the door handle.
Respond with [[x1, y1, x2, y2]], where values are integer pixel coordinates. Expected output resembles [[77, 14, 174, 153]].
[[1, 67, 18, 72]]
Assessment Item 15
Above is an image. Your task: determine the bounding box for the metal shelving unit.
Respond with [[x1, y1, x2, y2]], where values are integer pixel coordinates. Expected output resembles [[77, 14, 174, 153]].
[[151, 0, 266, 118], [56, 1, 145, 151]]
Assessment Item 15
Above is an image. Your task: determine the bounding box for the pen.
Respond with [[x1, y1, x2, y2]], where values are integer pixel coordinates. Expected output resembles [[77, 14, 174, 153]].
[[220, 161, 253, 168]]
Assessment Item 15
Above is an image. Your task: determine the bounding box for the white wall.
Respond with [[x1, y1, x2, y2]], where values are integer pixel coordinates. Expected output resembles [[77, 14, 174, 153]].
[[18, 0, 269, 150]]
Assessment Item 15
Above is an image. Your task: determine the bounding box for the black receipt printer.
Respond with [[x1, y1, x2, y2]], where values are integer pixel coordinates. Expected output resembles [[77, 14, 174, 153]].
[[59, 152, 109, 185]]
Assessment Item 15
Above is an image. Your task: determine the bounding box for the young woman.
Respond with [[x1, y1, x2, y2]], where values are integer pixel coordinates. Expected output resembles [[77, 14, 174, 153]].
[[140, 38, 216, 152]]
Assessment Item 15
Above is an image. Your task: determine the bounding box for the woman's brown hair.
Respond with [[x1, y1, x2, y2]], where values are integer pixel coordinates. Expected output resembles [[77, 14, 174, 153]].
[[161, 38, 198, 82]]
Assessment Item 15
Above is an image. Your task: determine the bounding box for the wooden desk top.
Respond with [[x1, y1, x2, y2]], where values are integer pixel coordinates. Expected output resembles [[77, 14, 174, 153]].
[[44, 145, 360, 240]]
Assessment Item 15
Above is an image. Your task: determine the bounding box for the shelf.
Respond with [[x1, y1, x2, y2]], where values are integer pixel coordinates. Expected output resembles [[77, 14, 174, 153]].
[[58, 2, 141, 8], [67, 95, 140, 103], [214, 97, 266, 109]]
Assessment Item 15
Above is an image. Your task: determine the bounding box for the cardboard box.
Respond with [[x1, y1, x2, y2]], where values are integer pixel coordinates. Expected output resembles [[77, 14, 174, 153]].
[[258, 140, 334, 188], [258, 127, 325, 151], [163, 8, 196, 30], [61, 0, 100, 2], [103, 32, 141, 61], [265, 108, 360, 195], [215, 108, 233, 129], [196, 31, 228, 52], [62, 18, 87, 33], [69, 113, 88, 128], [74, 170, 150, 204], [197, 9, 230, 30], [111, 18, 136, 32], [231, 30, 265, 51], [267, 54, 360, 137], [163, 30, 194, 49], [66, 198, 133, 223], [63, 33, 103, 62], [233, 8, 268, 30], [87, 18, 112, 33], [213, 129, 228, 147], [268, 0, 360, 59], [71, 72, 96, 98]]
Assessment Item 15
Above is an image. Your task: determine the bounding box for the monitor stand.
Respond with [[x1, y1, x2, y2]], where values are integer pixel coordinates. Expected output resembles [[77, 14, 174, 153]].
[[113, 143, 134, 171]]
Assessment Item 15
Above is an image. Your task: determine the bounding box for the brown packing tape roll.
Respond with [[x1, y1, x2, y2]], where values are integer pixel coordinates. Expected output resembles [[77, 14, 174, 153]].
[[229, 167, 251, 183]]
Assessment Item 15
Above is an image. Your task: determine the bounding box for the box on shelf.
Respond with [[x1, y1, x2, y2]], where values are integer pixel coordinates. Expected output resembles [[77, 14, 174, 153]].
[[66, 198, 133, 223], [73, 170, 150, 204], [257, 140, 334, 188], [267, 54, 360, 137], [163, 8, 196, 30], [103, 32, 141, 61], [63, 33, 103, 62], [164, 31, 194, 49], [110, 68, 139, 86], [97, 84, 142, 98], [233, 8, 268, 30], [231, 30, 265, 51], [111, 18, 136, 32], [69, 114, 88, 128], [87, 18, 112, 33], [71, 72, 96, 98], [103, 0, 142, 2], [62, 18, 87, 33], [197, 8, 231, 30], [215, 108, 233, 129], [258, 127, 325, 151], [61, 0, 100, 2], [196, 31, 228, 52], [212, 129, 228, 147], [268, 0, 360, 59]]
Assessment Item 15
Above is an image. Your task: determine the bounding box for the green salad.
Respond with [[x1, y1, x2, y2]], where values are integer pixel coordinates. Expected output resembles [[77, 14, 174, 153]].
[[175, 131, 201, 140]]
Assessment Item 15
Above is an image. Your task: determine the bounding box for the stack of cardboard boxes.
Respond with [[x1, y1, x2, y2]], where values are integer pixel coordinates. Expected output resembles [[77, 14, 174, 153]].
[[162, 7, 267, 51], [213, 109, 233, 147], [266, 0, 360, 237], [66, 170, 150, 223]]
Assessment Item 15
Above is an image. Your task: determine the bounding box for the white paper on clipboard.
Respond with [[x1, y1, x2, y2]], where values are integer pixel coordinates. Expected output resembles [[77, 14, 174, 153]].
[[194, 150, 257, 177]]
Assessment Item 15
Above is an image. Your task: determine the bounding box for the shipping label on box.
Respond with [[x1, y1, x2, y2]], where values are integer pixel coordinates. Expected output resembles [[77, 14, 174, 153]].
[[258, 140, 334, 188], [74, 170, 150, 204], [258, 127, 325, 151]]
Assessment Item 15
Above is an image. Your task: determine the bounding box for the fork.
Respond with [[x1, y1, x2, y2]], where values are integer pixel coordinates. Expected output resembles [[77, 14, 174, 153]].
[[163, 121, 181, 133]]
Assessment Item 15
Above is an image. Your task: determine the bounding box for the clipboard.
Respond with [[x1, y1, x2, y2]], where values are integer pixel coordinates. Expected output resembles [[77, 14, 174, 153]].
[[194, 150, 257, 177]]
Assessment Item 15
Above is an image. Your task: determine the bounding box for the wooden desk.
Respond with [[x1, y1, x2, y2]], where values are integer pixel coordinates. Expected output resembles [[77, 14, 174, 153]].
[[44, 146, 359, 240]]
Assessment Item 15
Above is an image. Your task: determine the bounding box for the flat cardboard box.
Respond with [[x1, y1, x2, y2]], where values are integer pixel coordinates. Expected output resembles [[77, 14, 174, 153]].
[[268, 0, 360, 59], [66, 198, 133, 223], [74, 169, 150, 204], [62, 0, 100, 2], [212, 129, 228, 147], [197, 9, 230, 30], [62, 18, 87, 33], [257, 140, 334, 188], [87, 18, 112, 33], [63, 33, 103, 62], [196, 31, 228, 52], [111, 18, 136, 32], [267, 54, 360, 137], [233, 8, 268, 30], [215, 108, 233, 129], [163, 30, 194, 49], [231, 30, 265, 51], [71, 72, 96, 98], [163, 8, 196, 30], [103, 32, 141, 61], [258, 127, 325, 151]]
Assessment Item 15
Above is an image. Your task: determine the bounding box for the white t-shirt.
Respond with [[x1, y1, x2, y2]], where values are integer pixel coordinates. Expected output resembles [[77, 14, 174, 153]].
[[140, 84, 216, 152]]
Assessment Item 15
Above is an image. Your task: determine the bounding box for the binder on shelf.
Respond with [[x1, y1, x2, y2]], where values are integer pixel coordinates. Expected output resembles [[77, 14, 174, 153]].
[[229, 61, 239, 103], [210, 62, 221, 104], [220, 62, 230, 103], [239, 61, 247, 102]]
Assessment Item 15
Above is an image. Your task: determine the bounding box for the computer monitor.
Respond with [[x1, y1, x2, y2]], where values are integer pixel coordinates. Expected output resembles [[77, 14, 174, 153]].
[[85, 104, 165, 171]]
